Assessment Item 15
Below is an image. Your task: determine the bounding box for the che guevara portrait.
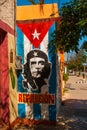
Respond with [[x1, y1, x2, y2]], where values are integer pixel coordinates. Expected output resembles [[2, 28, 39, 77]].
[[16, 49, 52, 93]]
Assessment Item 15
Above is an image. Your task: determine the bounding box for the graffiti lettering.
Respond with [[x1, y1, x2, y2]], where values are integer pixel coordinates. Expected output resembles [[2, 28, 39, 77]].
[[18, 93, 55, 105]]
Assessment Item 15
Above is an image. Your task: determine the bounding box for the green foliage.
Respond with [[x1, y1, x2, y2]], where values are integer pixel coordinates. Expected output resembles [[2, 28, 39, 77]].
[[63, 73, 69, 83], [68, 63, 76, 70], [81, 41, 87, 51], [50, 0, 87, 53], [67, 49, 86, 71], [76, 0, 87, 36]]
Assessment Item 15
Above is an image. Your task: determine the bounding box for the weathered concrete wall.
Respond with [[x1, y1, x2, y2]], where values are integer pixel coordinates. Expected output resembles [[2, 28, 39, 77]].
[[0, 0, 15, 28], [0, 0, 17, 123], [56, 54, 61, 116]]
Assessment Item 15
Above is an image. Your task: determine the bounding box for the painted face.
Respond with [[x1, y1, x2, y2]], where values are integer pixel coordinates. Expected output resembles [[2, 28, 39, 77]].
[[30, 57, 45, 78]]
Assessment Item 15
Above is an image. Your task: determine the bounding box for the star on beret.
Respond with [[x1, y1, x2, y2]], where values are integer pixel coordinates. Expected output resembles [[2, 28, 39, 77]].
[[33, 52, 38, 57]]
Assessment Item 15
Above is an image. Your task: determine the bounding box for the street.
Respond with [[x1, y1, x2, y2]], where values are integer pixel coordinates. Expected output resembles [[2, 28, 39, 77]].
[[58, 75, 87, 130]]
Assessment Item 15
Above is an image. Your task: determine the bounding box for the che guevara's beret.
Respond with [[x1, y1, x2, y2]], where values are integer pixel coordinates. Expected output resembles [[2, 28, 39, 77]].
[[27, 49, 48, 63]]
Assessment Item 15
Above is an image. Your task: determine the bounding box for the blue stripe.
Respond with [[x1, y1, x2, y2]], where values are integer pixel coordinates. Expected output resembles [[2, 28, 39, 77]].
[[33, 104, 41, 120], [48, 23, 56, 121], [32, 81, 41, 120], [18, 104, 26, 118], [16, 27, 27, 93], [16, 27, 24, 64], [16, 27, 27, 117], [17, 70, 27, 92]]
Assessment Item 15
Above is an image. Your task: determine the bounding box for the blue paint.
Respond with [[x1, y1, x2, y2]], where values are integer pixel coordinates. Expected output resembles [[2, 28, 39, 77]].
[[17, 0, 31, 6], [31, 89, 41, 120], [16, 27, 24, 64], [18, 104, 26, 118], [33, 104, 41, 119], [48, 23, 56, 93], [44, 0, 58, 4], [17, 70, 27, 92], [17, 0, 59, 6], [49, 105, 56, 121], [16, 27, 27, 93], [48, 23, 56, 121]]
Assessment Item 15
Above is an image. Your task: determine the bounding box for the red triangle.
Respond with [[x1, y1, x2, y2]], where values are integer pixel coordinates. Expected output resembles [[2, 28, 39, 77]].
[[17, 20, 54, 48]]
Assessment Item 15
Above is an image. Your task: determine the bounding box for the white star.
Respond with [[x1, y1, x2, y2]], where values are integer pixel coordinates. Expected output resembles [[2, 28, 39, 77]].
[[32, 29, 41, 40], [33, 52, 38, 57]]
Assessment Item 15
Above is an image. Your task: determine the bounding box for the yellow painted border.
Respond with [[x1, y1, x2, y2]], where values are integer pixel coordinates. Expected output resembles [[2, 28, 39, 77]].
[[8, 34, 17, 123], [16, 3, 59, 21]]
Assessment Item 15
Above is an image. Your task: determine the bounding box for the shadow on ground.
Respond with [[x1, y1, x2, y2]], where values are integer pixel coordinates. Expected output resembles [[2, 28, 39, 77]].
[[0, 99, 87, 130], [62, 99, 87, 110], [57, 99, 87, 130]]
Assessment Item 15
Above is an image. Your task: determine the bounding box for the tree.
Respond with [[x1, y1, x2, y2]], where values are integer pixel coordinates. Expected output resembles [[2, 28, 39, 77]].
[[50, 0, 87, 52], [67, 49, 86, 72], [81, 41, 87, 51], [77, 0, 87, 36]]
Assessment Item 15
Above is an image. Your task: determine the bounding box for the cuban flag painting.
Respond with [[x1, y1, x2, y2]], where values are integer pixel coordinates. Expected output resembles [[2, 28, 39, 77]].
[[16, 1, 60, 124]]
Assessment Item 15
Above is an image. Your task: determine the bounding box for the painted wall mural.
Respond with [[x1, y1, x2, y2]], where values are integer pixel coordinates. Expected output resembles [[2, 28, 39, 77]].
[[16, 1, 60, 123], [0, 19, 16, 124]]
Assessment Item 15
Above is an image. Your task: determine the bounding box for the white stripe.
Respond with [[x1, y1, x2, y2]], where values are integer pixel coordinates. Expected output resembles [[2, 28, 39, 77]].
[[40, 32, 48, 56], [24, 35, 34, 119], [24, 35, 32, 64], [41, 85, 49, 120], [40, 32, 49, 120], [25, 104, 34, 119], [41, 104, 49, 120]]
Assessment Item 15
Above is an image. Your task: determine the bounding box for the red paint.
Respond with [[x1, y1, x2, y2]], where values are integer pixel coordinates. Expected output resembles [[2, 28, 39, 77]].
[[18, 93, 55, 104], [0, 19, 15, 35], [0, 20, 15, 124], [17, 20, 55, 48], [0, 30, 9, 124]]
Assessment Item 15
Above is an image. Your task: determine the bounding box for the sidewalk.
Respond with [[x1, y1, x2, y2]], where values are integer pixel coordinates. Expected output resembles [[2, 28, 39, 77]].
[[63, 75, 87, 101], [57, 75, 87, 130]]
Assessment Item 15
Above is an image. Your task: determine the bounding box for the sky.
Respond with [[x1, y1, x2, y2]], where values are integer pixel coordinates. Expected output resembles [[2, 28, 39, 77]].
[[59, 0, 71, 8]]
